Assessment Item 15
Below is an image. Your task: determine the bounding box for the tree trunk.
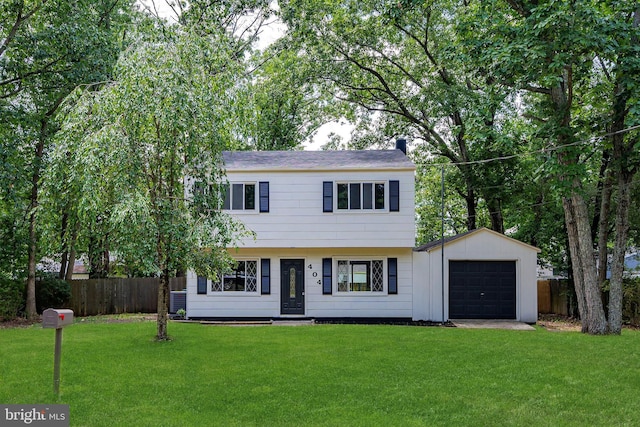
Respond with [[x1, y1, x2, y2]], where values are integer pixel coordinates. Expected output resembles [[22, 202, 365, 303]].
[[464, 188, 476, 231], [563, 191, 607, 334], [58, 212, 69, 279], [89, 230, 110, 278], [551, 67, 607, 334], [26, 132, 46, 319], [530, 192, 544, 248], [562, 196, 588, 331], [65, 247, 77, 281], [64, 222, 79, 281], [486, 196, 504, 234], [156, 267, 170, 341], [26, 212, 38, 319], [593, 150, 611, 242], [596, 167, 614, 285], [608, 174, 631, 334], [59, 251, 68, 280]]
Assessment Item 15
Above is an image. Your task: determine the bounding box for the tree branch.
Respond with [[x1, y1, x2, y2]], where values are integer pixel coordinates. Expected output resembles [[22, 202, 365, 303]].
[[522, 84, 552, 95], [0, 0, 50, 59]]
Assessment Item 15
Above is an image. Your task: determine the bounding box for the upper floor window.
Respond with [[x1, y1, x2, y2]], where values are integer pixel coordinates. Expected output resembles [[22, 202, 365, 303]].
[[223, 183, 255, 210], [337, 182, 385, 210]]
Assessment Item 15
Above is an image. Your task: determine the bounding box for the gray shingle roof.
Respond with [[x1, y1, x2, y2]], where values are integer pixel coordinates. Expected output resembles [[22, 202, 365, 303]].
[[413, 229, 478, 252], [413, 227, 540, 252], [222, 150, 414, 171]]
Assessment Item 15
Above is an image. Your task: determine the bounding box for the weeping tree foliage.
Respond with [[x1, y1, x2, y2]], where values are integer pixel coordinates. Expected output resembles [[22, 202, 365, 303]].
[[49, 27, 248, 340]]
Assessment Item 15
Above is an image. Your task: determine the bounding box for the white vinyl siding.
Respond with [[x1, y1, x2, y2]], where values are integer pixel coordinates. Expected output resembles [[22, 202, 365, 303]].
[[224, 170, 415, 248], [186, 248, 414, 319]]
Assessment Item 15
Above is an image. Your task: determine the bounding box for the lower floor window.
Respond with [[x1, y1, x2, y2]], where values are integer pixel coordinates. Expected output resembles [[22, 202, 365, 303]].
[[212, 259, 258, 292], [337, 260, 384, 292]]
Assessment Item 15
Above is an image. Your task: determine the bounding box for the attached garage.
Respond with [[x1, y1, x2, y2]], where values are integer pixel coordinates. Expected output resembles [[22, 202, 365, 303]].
[[412, 228, 540, 323]]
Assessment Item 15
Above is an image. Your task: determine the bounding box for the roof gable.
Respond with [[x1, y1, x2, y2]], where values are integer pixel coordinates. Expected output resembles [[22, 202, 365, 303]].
[[223, 150, 415, 172], [414, 227, 540, 253]]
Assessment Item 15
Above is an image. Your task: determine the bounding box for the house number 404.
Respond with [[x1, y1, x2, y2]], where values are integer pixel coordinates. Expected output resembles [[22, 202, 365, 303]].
[[308, 264, 321, 285]]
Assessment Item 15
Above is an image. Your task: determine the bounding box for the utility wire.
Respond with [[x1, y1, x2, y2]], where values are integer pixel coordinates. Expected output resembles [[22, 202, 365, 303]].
[[414, 124, 640, 168]]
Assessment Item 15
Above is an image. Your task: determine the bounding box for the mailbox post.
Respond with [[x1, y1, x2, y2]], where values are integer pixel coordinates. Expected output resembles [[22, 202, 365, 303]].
[[42, 309, 74, 397]]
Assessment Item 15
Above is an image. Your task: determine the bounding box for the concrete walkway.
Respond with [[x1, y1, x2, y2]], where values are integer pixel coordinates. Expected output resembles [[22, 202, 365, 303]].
[[451, 319, 536, 330]]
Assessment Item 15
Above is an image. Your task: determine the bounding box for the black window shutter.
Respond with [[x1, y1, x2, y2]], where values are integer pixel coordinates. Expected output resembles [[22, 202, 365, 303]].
[[261, 259, 271, 294], [389, 180, 400, 212], [388, 258, 398, 294], [197, 276, 207, 294], [222, 184, 230, 210], [323, 181, 333, 212], [259, 182, 269, 213], [322, 258, 332, 294]]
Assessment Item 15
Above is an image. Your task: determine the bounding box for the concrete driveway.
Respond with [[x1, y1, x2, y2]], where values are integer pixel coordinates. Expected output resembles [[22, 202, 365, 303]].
[[451, 319, 536, 330]]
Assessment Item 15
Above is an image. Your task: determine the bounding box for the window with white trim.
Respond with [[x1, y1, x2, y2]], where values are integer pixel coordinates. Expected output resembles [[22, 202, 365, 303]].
[[337, 182, 385, 210], [222, 183, 256, 210], [212, 259, 258, 292], [337, 260, 385, 292]]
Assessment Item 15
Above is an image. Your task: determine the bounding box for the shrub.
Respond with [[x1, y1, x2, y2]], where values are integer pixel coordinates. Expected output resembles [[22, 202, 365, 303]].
[[36, 274, 71, 313], [623, 277, 640, 326], [0, 278, 25, 320]]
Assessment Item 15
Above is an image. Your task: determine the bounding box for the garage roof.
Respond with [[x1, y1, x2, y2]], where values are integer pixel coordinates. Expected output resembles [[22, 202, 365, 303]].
[[414, 227, 540, 253]]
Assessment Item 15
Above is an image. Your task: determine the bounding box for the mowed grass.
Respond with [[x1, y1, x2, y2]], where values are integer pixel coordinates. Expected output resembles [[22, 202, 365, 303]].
[[1, 321, 639, 427]]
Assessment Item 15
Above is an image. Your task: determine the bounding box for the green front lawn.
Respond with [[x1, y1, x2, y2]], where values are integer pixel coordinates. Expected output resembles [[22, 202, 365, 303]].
[[1, 321, 638, 426]]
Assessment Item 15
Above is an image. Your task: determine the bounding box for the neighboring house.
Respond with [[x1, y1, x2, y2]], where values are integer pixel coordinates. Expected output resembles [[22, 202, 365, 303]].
[[186, 143, 539, 323], [606, 252, 640, 279], [71, 262, 90, 280], [36, 259, 90, 280]]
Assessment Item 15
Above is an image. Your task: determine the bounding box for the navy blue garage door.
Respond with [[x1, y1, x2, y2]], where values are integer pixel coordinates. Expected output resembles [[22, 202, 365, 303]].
[[449, 261, 516, 319]]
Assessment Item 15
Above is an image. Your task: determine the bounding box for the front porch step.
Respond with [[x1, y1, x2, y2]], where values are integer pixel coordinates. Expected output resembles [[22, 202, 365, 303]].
[[271, 319, 315, 326], [200, 320, 272, 326], [199, 319, 315, 326]]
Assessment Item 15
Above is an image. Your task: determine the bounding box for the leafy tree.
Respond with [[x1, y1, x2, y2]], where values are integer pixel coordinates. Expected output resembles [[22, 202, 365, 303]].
[[50, 24, 248, 340], [414, 161, 470, 245], [461, 0, 640, 334], [237, 47, 331, 150], [0, 0, 134, 318], [279, 0, 523, 233]]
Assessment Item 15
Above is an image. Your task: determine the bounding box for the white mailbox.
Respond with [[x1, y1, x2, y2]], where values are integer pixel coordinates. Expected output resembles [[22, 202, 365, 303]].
[[42, 309, 74, 329]]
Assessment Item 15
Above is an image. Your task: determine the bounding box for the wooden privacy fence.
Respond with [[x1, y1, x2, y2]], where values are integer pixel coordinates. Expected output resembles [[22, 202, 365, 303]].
[[67, 277, 186, 316], [537, 279, 571, 316]]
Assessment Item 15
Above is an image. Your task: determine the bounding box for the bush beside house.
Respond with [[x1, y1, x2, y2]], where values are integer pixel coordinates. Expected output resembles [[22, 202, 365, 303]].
[[0, 278, 25, 320], [0, 274, 71, 321]]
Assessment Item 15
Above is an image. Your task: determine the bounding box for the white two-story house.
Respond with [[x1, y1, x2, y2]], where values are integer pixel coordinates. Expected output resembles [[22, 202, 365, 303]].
[[185, 143, 540, 323], [186, 145, 416, 320]]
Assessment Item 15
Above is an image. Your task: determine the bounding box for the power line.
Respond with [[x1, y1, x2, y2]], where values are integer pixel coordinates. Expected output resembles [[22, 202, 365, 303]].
[[415, 124, 640, 168]]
